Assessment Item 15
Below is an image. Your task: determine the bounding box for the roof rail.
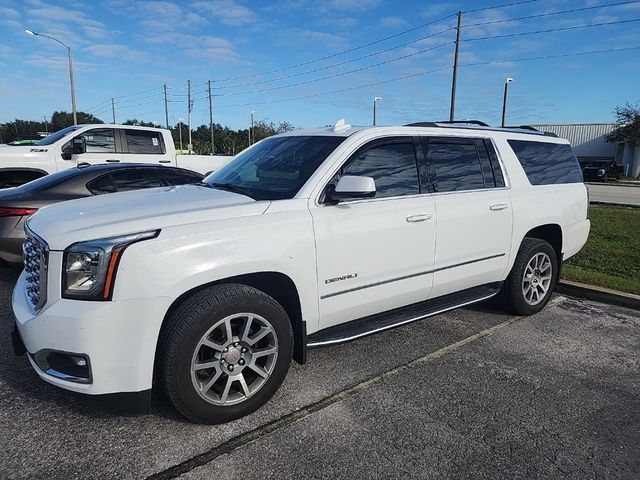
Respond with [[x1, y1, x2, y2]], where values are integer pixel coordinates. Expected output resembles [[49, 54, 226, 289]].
[[403, 120, 558, 137], [503, 125, 558, 137], [436, 120, 490, 127]]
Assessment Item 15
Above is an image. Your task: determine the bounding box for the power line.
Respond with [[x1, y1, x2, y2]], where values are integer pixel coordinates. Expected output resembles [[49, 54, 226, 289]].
[[464, 0, 541, 14], [213, 13, 457, 83], [465, 18, 640, 41], [213, 16, 636, 98], [214, 41, 454, 98], [215, 27, 456, 91], [212, 45, 639, 109], [465, 1, 640, 28]]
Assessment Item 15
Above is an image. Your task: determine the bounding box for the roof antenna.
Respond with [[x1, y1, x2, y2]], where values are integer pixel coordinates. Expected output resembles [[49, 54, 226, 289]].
[[333, 119, 351, 132]]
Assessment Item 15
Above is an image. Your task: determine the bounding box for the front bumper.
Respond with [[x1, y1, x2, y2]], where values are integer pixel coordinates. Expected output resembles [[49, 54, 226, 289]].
[[13, 270, 172, 395]]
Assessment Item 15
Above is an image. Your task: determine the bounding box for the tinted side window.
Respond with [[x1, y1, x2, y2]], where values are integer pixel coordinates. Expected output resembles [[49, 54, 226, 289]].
[[87, 174, 116, 195], [111, 169, 163, 191], [508, 140, 583, 185], [427, 142, 484, 192], [342, 142, 419, 198], [80, 128, 116, 153], [125, 130, 165, 154], [163, 169, 203, 186]]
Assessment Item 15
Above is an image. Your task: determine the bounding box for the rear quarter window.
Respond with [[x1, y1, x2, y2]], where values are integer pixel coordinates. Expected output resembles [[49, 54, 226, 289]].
[[508, 140, 583, 185]]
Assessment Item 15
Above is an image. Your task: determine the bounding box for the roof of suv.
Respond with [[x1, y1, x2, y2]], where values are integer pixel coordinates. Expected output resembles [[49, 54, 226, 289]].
[[277, 120, 558, 139]]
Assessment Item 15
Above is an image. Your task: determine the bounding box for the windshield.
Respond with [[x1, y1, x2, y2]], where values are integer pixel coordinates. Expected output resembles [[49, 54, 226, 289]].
[[36, 126, 81, 146], [205, 135, 346, 200]]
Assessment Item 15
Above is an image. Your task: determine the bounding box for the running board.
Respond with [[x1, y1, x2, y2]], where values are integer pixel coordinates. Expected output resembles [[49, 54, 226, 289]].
[[307, 283, 502, 347]]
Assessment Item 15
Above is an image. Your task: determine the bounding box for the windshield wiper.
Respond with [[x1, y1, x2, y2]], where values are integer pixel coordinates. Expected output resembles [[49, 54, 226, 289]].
[[209, 182, 256, 199]]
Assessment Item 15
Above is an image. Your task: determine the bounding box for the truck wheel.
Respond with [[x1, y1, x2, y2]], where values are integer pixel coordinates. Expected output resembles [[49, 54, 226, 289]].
[[501, 238, 558, 316], [158, 284, 293, 424]]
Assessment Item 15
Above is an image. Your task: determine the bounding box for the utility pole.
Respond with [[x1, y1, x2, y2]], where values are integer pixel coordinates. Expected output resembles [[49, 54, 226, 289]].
[[250, 110, 256, 145], [449, 11, 462, 122], [163, 84, 169, 129], [501, 77, 514, 127], [178, 118, 183, 152], [208, 80, 215, 154], [187, 80, 193, 154], [43, 116, 48, 134], [111, 98, 116, 124]]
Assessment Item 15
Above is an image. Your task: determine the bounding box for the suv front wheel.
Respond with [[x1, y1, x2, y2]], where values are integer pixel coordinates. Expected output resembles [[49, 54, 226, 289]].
[[158, 284, 293, 424], [502, 238, 558, 316]]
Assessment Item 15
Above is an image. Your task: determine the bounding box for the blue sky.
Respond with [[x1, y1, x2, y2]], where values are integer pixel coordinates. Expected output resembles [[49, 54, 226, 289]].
[[0, 0, 639, 130]]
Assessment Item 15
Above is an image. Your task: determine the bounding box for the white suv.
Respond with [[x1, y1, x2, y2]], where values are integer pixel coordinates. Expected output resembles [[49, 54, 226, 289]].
[[12, 120, 590, 423]]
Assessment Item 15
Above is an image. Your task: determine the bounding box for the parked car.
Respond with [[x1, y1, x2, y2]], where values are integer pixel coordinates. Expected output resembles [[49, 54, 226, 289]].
[[12, 120, 590, 424], [0, 124, 232, 187], [581, 159, 624, 182], [0, 163, 203, 263]]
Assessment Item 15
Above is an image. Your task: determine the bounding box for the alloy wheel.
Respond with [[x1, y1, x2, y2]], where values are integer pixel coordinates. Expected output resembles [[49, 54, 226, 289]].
[[190, 313, 278, 406], [521, 252, 553, 306]]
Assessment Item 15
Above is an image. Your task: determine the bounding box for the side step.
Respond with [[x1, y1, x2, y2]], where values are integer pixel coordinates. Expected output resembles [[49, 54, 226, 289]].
[[307, 282, 502, 347]]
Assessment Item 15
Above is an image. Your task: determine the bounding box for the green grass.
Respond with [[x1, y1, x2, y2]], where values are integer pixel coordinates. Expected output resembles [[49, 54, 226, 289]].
[[562, 204, 640, 295]]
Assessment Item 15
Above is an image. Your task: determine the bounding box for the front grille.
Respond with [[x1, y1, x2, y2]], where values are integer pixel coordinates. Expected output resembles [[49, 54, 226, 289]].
[[22, 234, 48, 310]]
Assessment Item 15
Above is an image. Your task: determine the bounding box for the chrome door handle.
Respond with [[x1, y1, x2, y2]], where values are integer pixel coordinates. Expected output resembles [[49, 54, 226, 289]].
[[406, 213, 432, 223], [490, 203, 508, 211]]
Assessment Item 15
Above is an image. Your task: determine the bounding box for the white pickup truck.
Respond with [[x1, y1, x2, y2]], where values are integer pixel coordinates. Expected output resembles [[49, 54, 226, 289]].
[[12, 120, 590, 423], [0, 124, 233, 187]]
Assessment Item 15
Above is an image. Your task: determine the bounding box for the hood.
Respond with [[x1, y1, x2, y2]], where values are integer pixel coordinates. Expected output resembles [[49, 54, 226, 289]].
[[27, 184, 269, 250]]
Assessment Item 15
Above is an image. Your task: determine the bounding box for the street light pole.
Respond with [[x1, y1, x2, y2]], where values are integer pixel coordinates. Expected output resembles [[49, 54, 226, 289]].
[[501, 77, 514, 127], [373, 96, 383, 126], [25, 29, 77, 125]]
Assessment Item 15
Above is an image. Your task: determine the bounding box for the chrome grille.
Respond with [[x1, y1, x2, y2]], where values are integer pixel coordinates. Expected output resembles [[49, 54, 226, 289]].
[[22, 234, 48, 310]]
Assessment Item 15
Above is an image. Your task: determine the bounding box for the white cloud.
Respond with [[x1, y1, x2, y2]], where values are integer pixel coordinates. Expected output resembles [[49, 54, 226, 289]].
[[83, 44, 150, 63], [380, 16, 409, 28], [0, 6, 19, 17], [193, 0, 255, 26], [327, 0, 381, 11]]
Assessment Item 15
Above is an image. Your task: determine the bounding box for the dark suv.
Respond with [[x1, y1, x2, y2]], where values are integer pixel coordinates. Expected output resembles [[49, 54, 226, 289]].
[[581, 160, 624, 182]]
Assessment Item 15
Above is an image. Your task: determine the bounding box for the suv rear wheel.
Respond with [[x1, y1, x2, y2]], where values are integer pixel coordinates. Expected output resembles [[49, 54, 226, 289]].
[[158, 284, 293, 424], [501, 238, 558, 315]]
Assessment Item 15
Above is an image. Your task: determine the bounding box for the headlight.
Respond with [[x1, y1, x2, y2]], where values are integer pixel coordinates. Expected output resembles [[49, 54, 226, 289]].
[[598, 169, 605, 175], [62, 230, 159, 300]]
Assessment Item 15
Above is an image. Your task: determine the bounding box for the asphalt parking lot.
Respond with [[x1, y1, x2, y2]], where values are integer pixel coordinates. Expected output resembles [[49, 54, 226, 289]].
[[1, 266, 638, 480]]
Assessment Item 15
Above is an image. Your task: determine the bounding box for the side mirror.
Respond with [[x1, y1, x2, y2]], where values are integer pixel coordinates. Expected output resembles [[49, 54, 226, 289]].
[[61, 137, 86, 160], [325, 175, 376, 203]]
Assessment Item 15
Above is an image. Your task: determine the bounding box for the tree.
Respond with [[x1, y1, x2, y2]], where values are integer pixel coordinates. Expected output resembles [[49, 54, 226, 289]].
[[605, 102, 640, 146], [50, 111, 104, 131]]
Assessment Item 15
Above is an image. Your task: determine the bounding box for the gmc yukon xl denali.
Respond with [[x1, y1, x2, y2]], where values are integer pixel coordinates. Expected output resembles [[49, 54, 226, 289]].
[[0, 124, 232, 187], [12, 120, 590, 423]]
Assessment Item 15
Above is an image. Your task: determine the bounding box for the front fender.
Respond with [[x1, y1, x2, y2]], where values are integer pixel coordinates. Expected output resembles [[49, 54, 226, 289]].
[[112, 210, 320, 331]]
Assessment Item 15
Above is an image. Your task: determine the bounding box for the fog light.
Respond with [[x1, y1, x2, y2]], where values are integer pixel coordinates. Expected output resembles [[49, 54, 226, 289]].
[[32, 349, 92, 383]]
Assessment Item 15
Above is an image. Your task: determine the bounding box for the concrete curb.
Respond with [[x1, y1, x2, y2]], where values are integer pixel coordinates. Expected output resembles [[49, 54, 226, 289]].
[[590, 201, 640, 208], [557, 280, 640, 311]]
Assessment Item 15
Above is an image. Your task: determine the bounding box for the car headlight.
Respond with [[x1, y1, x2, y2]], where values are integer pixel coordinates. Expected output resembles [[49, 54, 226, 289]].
[[598, 169, 605, 175], [62, 230, 159, 300]]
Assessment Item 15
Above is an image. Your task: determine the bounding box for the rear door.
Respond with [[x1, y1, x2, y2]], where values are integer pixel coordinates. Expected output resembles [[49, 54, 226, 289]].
[[424, 136, 512, 299], [311, 136, 437, 330], [122, 129, 172, 165]]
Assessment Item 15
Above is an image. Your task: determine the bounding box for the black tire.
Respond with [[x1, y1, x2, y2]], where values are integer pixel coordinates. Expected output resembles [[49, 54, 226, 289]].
[[158, 283, 293, 424], [501, 238, 558, 316], [603, 173, 609, 182]]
